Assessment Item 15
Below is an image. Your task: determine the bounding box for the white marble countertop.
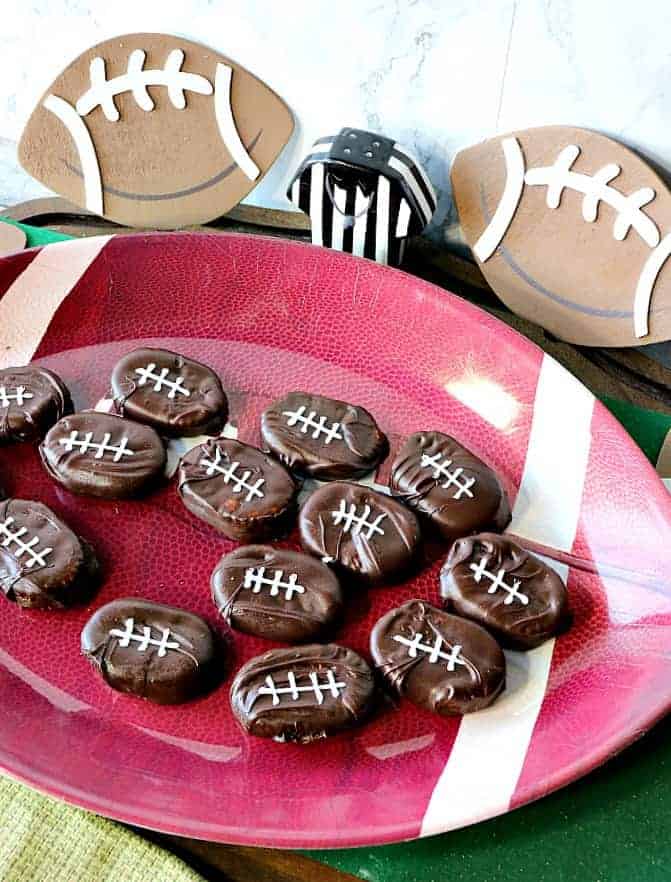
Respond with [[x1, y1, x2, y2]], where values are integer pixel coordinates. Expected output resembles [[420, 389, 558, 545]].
[[1, 0, 670, 239]]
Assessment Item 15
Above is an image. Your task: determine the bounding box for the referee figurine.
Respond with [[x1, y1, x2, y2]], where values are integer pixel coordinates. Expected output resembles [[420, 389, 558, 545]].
[[288, 127, 436, 266]]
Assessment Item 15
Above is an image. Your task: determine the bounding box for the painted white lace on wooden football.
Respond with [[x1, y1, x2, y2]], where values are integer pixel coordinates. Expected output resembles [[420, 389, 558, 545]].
[[469, 556, 529, 606], [256, 669, 346, 706], [59, 430, 134, 462], [331, 500, 386, 539], [420, 452, 476, 499], [525, 145, 659, 246], [199, 447, 265, 501], [243, 567, 305, 600], [0, 386, 33, 408], [134, 363, 190, 398], [76, 50, 213, 120], [393, 631, 467, 671], [474, 136, 671, 338], [281, 405, 344, 445], [109, 616, 197, 663], [0, 516, 53, 568]]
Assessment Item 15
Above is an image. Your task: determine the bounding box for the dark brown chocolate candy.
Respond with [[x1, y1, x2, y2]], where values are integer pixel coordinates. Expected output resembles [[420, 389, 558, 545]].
[[111, 347, 228, 438], [230, 643, 375, 741], [299, 481, 420, 586], [389, 431, 510, 543], [260, 391, 388, 480], [0, 365, 72, 444], [370, 599, 505, 716], [440, 533, 570, 650], [40, 411, 166, 498], [81, 598, 220, 704], [211, 545, 343, 643], [0, 498, 99, 609], [178, 439, 297, 541]]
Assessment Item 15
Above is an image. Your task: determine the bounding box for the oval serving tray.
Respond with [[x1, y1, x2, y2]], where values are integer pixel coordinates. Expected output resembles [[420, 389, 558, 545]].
[[0, 232, 671, 848]]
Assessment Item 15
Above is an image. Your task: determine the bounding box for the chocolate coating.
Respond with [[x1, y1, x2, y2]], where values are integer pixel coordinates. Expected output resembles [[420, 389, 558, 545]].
[[81, 598, 220, 704], [0, 498, 99, 609], [230, 643, 375, 741], [370, 599, 506, 715], [0, 365, 72, 444], [211, 545, 344, 643], [40, 411, 166, 498], [111, 347, 228, 438], [178, 439, 297, 541], [440, 533, 570, 649], [261, 391, 388, 480], [299, 481, 421, 586], [389, 431, 510, 543]]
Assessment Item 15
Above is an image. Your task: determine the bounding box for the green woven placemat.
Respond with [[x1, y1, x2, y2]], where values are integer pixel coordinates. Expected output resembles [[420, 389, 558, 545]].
[[0, 776, 204, 882], [3, 221, 671, 882]]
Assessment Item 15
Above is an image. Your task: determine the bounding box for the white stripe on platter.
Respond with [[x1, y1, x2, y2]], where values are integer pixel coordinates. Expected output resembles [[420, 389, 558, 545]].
[[0, 236, 113, 369], [420, 355, 594, 837], [309, 163, 325, 246]]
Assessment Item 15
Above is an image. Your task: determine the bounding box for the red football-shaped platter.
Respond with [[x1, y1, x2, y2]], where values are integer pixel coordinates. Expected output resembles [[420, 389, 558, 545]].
[[1, 233, 671, 848], [18, 33, 294, 228], [452, 125, 671, 347]]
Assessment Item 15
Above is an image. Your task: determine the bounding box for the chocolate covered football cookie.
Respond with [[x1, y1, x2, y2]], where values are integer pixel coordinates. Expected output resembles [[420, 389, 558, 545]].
[[81, 598, 220, 704], [261, 391, 388, 480], [389, 431, 510, 543], [178, 438, 297, 541], [111, 347, 228, 437], [0, 498, 99, 609], [40, 411, 166, 498], [0, 365, 72, 444], [299, 481, 421, 585], [230, 643, 375, 741], [211, 545, 343, 642], [370, 599, 506, 716], [440, 533, 570, 649]]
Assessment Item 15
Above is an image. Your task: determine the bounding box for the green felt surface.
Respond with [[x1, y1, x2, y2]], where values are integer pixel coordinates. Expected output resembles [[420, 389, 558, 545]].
[[6, 221, 671, 881]]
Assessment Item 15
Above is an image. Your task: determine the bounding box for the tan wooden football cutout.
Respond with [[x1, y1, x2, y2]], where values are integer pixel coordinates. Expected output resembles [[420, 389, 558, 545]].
[[19, 33, 294, 229], [452, 125, 671, 347]]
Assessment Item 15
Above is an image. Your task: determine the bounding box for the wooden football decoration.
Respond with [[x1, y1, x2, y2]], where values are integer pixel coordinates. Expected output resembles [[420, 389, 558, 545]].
[[18, 33, 294, 229], [452, 125, 671, 347], [0, 223, 26, 257]]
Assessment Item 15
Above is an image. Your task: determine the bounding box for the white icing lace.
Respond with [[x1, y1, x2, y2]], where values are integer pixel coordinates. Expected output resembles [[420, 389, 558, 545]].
[[420, 452, 476, 499], [134, 363, 190, 398], [199, 448, 265, 501], [109, 617, 180, 657], [470, 556, 529, 605], [59, 430, 134, 462], [257, 670, 346, 706], [0, 516, 53, 569], [243, 567, 305, 600], [0, 386, 33, 408], [331, 500, 386, 539], [393, 631, 466, 671], [281, 405, 343, 445]]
